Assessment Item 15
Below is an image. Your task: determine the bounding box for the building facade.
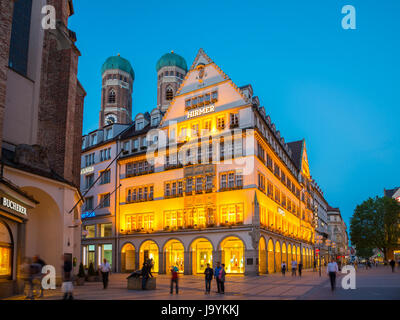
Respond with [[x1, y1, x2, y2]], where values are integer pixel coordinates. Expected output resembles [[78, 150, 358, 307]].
[[327, 206, 348, 263], [80, 49, 323, 276], [311, 181, 329, 266], [0, 0, 85, 298]]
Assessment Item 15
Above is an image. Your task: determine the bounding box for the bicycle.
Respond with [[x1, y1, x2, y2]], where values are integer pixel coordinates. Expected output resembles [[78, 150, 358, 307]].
[[24, 277, 43, 300]]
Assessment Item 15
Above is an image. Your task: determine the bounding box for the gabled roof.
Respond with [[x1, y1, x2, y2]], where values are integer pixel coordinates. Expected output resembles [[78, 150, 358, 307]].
[[287, 140, 304, 170], [120, 122, 152, 140]]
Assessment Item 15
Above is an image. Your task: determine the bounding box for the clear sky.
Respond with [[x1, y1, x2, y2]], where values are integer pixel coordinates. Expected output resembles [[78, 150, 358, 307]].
[[69, 0, 400, 234]]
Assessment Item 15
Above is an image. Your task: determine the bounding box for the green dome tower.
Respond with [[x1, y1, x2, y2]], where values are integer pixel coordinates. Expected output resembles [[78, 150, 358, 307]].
[[99, 54, 134, 128], [156, 51, 187, 112]]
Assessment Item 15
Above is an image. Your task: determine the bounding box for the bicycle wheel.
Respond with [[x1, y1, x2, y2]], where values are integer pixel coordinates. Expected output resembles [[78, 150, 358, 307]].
[[32, 280, 42, 299]]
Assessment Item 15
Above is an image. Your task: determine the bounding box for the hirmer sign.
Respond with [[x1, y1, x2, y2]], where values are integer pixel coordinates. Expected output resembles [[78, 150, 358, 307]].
[[186, 104, 215, 119]]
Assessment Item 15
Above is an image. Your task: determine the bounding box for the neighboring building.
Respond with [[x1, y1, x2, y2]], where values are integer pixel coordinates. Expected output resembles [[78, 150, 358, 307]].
[[80, 123, 130, 271], [311, 180, 329, 266], [383, 187, 400, 261], [0, 0, 85, 298], [113, 48, 317, 276], [327, 206, 348, 263]]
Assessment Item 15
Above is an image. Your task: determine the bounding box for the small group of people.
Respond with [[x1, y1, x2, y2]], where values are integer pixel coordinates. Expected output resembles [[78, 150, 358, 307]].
[[287, 260, 303, 277]]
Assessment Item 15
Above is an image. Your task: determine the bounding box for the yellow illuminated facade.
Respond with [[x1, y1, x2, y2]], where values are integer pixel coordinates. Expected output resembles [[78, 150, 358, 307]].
[[106, 49, 318, 275]]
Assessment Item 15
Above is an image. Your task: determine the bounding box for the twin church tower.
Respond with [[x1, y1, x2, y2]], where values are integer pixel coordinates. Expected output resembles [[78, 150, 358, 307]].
[[99, 51, 188, 128]]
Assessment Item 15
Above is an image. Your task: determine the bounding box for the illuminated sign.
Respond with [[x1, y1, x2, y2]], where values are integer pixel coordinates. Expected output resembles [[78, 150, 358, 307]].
[[81, 211, 95, 219], [277, 207, 285, 216], [1, 197, 27, 215], [80, 166, 94, 175], [187, 105, 215, 119]]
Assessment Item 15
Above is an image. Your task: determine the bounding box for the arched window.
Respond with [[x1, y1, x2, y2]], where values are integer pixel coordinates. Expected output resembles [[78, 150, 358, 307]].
[[166, 88, 174, 101], [108, 89, 116, 104], [0, 221, 13, 278]]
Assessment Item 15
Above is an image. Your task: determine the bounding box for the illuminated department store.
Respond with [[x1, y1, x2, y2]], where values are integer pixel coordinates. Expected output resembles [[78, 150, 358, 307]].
[[114, 49, 316, 276]]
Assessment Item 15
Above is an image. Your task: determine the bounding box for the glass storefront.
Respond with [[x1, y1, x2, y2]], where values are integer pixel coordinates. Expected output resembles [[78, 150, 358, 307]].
[[275, 242, 281, 272], [268, 240, 274, 273], [83, 244, 96, 267], [258, 237, 267, 274], [221, 237, 244, 274], [0, 222, 12, 278], [140, 240, 159, 273], [121, 243, 135, 272], [98, 244, 112, 266], [191, 238, 213, 275], [164, 240, 184, 273]]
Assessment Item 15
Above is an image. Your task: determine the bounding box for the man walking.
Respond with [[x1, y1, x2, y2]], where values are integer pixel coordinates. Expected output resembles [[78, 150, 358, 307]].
[[62, 255, 74, 300], [291, 260, 297, 276], [214, 262, 222, 293], [281, 261, 287, 276], [170, 265, 179, 294], [218, 264, 226, 294], [99, 258, 112, 289], [298, 261, 303, 277], [204, 263, 213, 294], [389, 259, 395, 272], [327, 259, 339, 292]]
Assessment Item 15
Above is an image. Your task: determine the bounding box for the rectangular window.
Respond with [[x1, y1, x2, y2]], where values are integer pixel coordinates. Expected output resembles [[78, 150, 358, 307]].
[[220, 174, 227, 189], [8, 0, 32, 76], [228, 173, 235, 189], [98, 223, 112, 237], [99, 193, 110, 208], [85, 174, 94, 189], [206, 175, 213, 191], [149, 186, 154, 200], [217, 117, 225, 130], [165, 183, 171, 197], [83, 225, 95, 238], [99, 169, 111, 185], [84, 197, 94, 211], [236, 171, 243, 188], [186, 178, 193, 193], [178, 181, 183, 196], [196, 177, 203, 192]]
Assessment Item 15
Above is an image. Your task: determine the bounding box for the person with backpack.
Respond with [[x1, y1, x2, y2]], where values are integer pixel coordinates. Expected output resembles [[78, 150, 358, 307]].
[[218, 264, 226, 294], [214, 262, 222, 293], [170, 265, 179, 294], [204, 263, 214, 294]]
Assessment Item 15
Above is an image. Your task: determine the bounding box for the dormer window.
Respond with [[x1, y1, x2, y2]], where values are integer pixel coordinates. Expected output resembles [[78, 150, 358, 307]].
[[108, 89, 116, 103]]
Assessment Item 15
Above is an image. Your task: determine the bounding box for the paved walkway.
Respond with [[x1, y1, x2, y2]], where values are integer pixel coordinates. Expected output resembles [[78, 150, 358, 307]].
[[6, 266, 400, 300]]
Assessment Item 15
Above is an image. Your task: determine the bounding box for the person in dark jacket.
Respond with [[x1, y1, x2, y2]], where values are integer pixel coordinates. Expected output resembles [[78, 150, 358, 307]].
[[219, 264, 226, 294], [141, 262, 152, 290], [204, 263, 214, 294], [62, 256, 73, 300], [389, 259, 396, 272], [298, 261, 303, 277]]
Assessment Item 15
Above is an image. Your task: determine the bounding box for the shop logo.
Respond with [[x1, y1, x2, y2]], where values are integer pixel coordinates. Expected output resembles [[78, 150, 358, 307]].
[[81, 211, 95, 219], [2, 197, 27, 215], [187, 105, 215, 119]]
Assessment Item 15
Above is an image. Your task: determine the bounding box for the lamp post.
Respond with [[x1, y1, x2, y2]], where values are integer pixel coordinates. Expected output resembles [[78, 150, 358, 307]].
[[326, 239, 332, 261], [315, 235, 323, 277]]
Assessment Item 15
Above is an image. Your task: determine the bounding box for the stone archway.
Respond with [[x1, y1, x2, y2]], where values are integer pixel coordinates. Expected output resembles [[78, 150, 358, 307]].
[[121, 243, 136, 273], [190, 238, 214, 275], [220, 236, 245, 274], [267, 239, 274, 274], [258, 236, 267, 274], [21, 186, 62, 272]]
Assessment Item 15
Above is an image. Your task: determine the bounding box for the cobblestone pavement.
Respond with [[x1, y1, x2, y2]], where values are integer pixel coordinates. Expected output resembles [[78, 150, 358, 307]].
[[6, 266, 400, 300]]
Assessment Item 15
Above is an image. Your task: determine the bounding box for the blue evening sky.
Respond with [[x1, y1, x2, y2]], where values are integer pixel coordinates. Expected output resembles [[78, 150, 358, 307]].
[[69, 0, 400, 234]]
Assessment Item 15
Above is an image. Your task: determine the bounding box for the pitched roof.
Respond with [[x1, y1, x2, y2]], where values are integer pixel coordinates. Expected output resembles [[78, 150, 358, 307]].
[[384, 187, 400, 198], [287, 140, 303, 170]]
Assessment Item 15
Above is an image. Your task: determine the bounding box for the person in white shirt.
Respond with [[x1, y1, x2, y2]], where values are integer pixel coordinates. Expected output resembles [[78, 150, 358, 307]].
[[326, 259, 339, 292], [99, 258, 112, 289], [291, 260, 297, 276]]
